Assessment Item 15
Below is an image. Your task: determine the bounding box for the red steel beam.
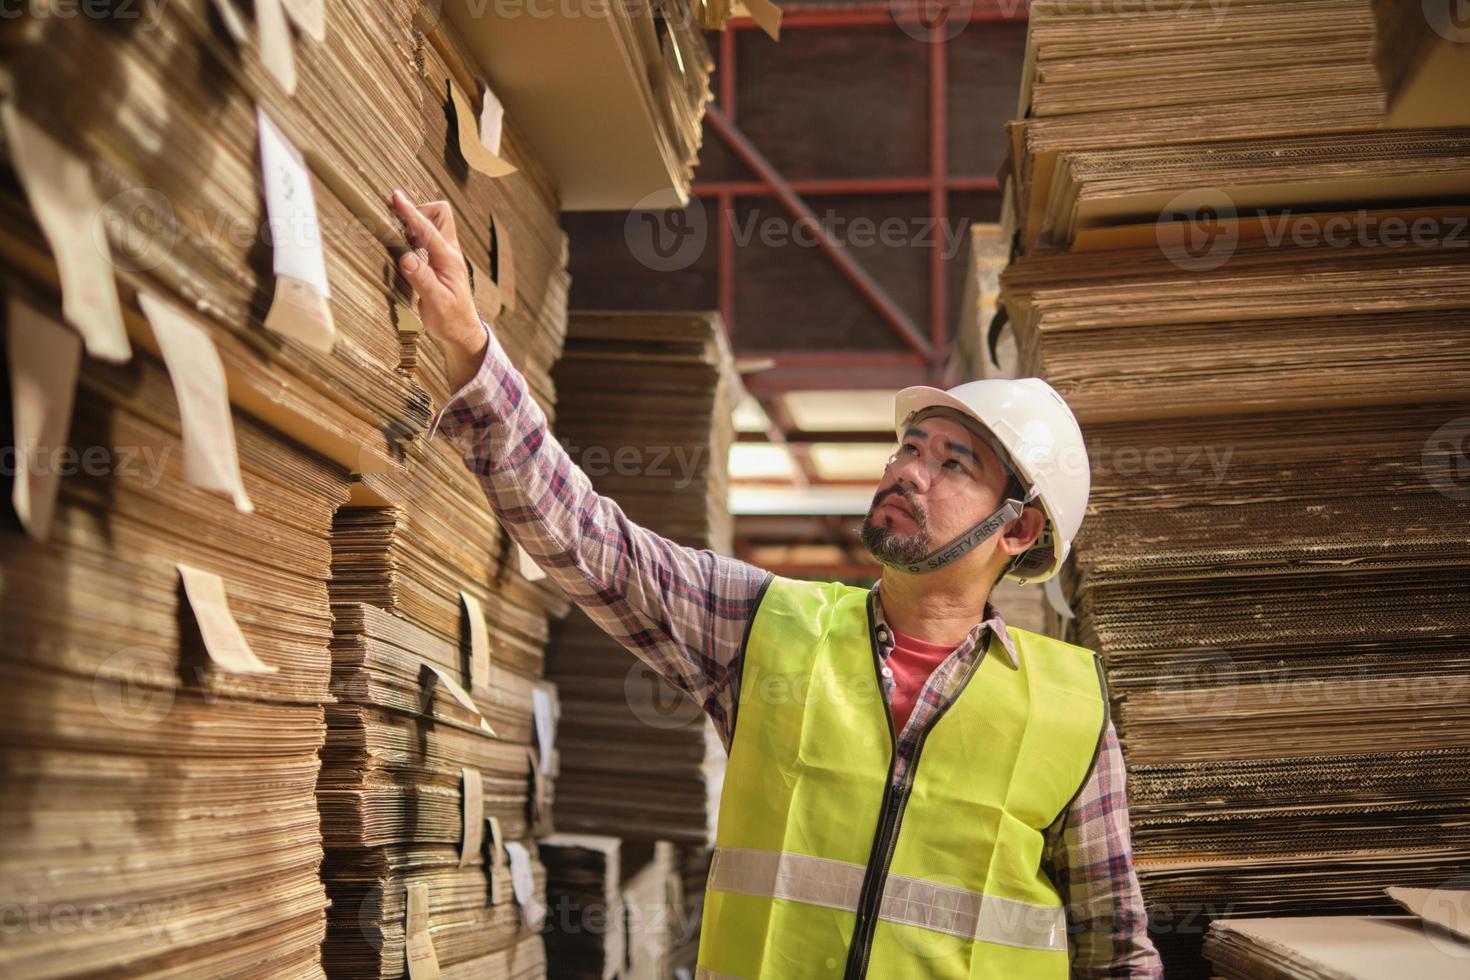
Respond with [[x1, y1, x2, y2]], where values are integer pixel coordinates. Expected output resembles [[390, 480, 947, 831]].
[[717, 27, 737, 340], [692, 176, 1000, 196], [929, 30, 949, 372], [705, 105, 935, 362], [728, 0, 1029, 30]]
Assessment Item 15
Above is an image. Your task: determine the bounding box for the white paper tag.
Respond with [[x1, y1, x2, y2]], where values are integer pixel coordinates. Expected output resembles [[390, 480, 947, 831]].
[[0, 104, 130, 363], [477, 79, 505, 157], [460, 590, 491, 691], [281, 0, 326, 42], [449, 80, 516, 178], [405, 882, 441, 980], [7, 297, 81, 541], [177, 564, 278, 673], [256, 107, 334, 352], [504, 841, 543, 930], [255, 0, 298, 95], [139, 291, 253, 513], [460, 768, 484, 868], [516, 541, 546, 583], [419, 663, 497, 736], [531, 682, 557, 775], [208, 0, 250, 42]]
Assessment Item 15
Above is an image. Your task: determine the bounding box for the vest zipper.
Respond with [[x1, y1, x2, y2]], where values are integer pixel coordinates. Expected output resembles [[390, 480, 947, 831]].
[[842, 605, 989, 980]]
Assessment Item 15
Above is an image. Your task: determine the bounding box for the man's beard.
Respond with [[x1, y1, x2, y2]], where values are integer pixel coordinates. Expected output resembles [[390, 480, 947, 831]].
[[860, 485, 930, 566]]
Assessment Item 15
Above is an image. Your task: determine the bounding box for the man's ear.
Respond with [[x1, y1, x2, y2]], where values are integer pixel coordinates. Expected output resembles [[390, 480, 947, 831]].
[[997, 506, 1045, 556]]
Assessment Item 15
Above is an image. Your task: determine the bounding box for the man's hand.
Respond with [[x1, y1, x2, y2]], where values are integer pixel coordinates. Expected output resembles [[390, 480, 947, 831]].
[[391, 189, 489, 393]]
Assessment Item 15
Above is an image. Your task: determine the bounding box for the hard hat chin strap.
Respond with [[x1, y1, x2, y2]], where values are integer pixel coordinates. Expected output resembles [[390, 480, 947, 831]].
[[882, 493, 1032, 576]]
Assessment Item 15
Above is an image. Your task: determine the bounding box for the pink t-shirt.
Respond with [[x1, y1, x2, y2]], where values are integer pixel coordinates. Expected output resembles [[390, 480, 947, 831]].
[[887, 626, 958, 733]]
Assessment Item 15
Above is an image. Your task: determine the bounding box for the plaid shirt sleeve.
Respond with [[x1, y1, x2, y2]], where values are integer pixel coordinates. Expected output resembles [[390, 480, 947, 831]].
[[429, 320, 770, 740], [1048, 721, 1163, 978]]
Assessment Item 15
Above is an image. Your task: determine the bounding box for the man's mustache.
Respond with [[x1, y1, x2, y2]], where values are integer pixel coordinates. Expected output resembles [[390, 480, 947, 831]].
[[871, 485, 927, 530]]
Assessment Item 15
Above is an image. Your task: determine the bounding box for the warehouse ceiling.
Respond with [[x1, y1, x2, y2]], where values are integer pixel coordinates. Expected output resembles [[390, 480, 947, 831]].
[[562, 0, 1031, 579]]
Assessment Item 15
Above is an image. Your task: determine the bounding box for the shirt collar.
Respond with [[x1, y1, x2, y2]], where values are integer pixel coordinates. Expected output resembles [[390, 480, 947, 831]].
[[870, 581, 1020, 670]]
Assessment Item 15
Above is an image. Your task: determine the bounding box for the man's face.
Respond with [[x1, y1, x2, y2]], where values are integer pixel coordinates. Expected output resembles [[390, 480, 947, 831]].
[[860, 410, 1013, 567]]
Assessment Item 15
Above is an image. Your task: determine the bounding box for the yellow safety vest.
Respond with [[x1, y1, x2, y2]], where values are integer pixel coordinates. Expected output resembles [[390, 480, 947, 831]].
[[695, 576, 1108, 980]]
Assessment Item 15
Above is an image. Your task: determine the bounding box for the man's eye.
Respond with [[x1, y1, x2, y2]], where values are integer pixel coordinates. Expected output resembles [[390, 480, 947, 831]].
[[899, 444, 919, 455], [943, 458, 963, 470]]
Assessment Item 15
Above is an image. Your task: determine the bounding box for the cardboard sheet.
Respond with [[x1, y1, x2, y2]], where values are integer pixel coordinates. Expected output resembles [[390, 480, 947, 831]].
[[6, 296, 82, 540]]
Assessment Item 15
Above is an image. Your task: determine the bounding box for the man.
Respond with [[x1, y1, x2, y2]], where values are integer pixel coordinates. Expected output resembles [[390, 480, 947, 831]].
[[392, 190, 1163, 978]]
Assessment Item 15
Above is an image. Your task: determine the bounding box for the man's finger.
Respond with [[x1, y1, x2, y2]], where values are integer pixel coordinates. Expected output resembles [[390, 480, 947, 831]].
[[392, 189, 457, 272], [399, 247, 450, 306], [418, 200, 459, 247]]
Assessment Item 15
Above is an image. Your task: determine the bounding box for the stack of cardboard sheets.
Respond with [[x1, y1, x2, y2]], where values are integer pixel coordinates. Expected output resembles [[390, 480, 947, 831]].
[[1, 294, 349, 978], [538, 835, 628, 980], [1009, 0, 1470, 253], [1001, 2, 1470, 975], [2, 2, 577, 978], [1370, 0, 1470, 128], [544, 312, 741, 847], [1205, 907, 1470, 979], [538, 835, 689, 980]]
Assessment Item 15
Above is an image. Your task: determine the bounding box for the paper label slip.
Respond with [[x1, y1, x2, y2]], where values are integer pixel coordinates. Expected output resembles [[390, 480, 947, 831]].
[[255, 0, 298, 95], [485, 815, 505, 864], [405, 883, 441, 980], [281, 0, 326, 42], [256, 107, 335, 353], [139, 291, 253, 514], [449, 80, 517, 179], [7, 297, 82, 541], [0, 104, 130, 363], [516, 541, 546, 582], [489, 209, 515, 311], [460, 591, 491, 691], [477, 79, 505, 157], [208, 0, 250, 42], [531, 682, 557, 775], [419, 663, 497, 737], [177, 564, 278, 674], [459, 768, 484, 868], [504, 841, 544, 931]]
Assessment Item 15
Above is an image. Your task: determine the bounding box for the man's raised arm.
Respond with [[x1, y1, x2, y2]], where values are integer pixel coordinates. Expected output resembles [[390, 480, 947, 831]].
[[392, 190, 769, 742]]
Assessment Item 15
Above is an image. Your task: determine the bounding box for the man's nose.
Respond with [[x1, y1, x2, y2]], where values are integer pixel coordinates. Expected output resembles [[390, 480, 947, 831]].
[[889, 455, 931, 494]]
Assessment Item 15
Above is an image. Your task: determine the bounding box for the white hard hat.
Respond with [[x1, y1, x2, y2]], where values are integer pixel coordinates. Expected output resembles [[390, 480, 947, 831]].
[[893, 378, 1090, 584]]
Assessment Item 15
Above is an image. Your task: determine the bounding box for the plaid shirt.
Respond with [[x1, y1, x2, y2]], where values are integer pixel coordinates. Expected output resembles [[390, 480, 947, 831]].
[[432, 322, 1162, 978]]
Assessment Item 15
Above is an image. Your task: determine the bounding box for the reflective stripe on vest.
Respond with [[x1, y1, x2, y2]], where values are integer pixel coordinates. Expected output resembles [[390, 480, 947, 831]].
[[696, 575, 1107, 980], [707, 845, 1067, 951]]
